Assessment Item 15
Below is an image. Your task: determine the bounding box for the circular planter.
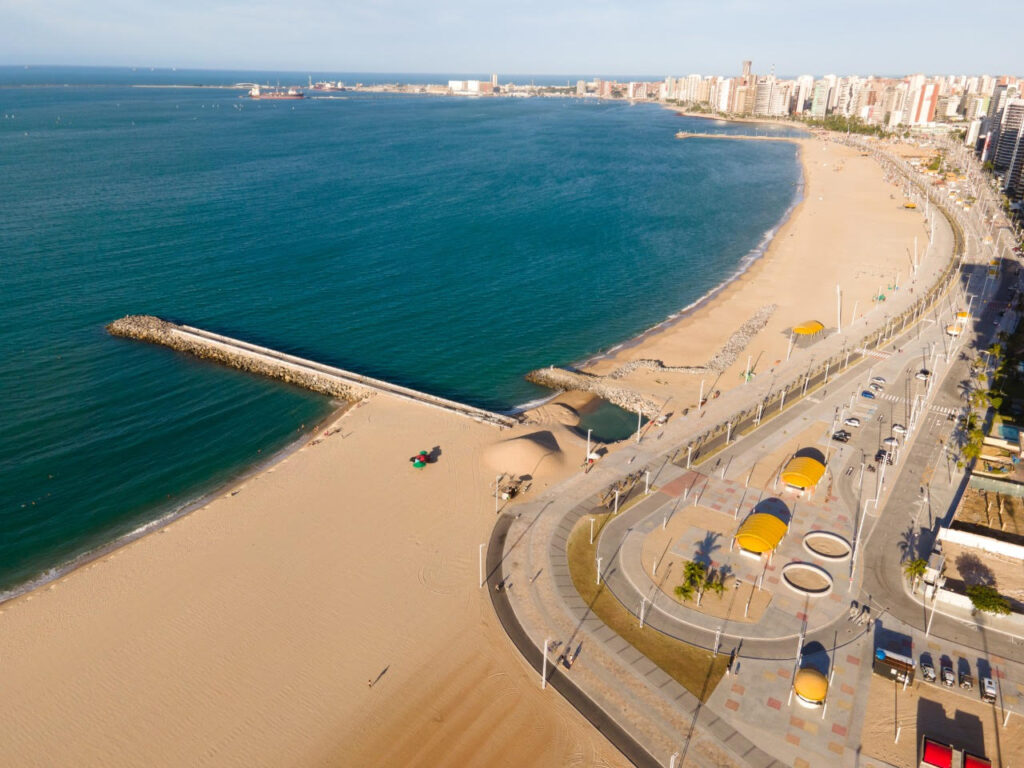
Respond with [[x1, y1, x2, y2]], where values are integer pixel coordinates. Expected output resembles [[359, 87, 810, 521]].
[[802, 531, 852, 562], [781, 561, 834, 597]]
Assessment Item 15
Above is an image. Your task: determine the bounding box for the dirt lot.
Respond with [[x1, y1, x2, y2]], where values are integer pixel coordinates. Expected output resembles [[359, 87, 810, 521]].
[[860, 672, 1022, 767], [955, 486, 1024, 537]]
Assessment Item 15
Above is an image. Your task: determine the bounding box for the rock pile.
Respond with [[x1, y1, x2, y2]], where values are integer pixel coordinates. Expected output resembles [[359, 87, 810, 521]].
[[107, 315, 369, 401], [525, 367, 660, 418]]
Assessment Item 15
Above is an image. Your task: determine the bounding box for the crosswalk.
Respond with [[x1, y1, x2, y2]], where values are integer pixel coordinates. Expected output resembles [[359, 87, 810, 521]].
[[873, 392, 958, 416], [858, 348, 892, 360]]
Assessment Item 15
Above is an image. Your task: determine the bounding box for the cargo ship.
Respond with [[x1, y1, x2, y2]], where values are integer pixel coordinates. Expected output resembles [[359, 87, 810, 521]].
[[248, 84, 304, 100]]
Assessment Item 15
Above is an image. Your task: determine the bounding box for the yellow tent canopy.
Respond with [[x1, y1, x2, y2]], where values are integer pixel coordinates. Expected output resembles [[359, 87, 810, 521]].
[[955, 311, 969, 319], [793, 320, 825, 336], [794, 668, 828, 704], [735, 513, 788, 553], [781, 456, 826, 489]]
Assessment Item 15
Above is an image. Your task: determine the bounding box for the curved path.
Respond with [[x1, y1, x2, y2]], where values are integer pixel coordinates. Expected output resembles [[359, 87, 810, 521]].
[[489, 139, 1017, 766], [486, 513, 661, 768]]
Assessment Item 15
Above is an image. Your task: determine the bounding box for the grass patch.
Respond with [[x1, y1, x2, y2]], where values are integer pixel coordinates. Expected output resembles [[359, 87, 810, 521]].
[[566, 513, 728, 701]]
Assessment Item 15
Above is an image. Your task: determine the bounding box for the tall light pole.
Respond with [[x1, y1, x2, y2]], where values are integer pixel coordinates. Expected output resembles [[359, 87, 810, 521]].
[[585, 428, 592, 463], [541, 637, 551, 689], [479, 543, 485, 588], [837, 283, 842, 333]]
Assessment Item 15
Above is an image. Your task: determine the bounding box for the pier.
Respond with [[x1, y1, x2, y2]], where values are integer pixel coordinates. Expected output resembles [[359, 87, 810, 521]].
[[674, 131, 800, 142], [107, 315, 517, 428]]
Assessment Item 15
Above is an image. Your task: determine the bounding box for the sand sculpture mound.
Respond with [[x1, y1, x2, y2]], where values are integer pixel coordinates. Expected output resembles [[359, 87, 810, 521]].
[[483, 430, 568, 480]]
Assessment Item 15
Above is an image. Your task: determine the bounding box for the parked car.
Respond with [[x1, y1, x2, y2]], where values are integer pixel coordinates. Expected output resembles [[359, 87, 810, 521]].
[[844, 417, 861, 428], [832, 431, 850, 443], [916, 369, 932, 381], [982, 677, 998, 703], [861, 390, 877, 400], [869, 382, 884, 392], [960, 672, 974, 690], [892, 423, 907, 435], [922, 661, 937, 683], [941, 666, 955, 686], [883, 437, 899, 448], [875, 450, 895, 465], [871, 376, 887, 385]]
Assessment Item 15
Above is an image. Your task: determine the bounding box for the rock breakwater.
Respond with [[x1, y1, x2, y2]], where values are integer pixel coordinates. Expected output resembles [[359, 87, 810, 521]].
[[525, 367, 661, 417], [525, 304, 777, 414], [107, 315, 517, 428], [108, 315, 369, 400]]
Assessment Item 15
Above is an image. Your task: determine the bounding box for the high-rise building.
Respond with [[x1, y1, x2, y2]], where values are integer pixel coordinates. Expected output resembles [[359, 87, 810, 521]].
[[490, 74, 498, 88], [966, 118, 983, 148], [716, 78, 733, 112], [754, 75, 775, 115], [741, 60, 752, 81], [993, 99, 1024, 173], [576, 80, 586, 96], [810, 80, 831, 117], [794, 75, 814, 114]]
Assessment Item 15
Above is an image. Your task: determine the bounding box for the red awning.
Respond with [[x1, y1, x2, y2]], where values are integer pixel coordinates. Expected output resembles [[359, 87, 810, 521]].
[[922, 739, 952, 768], [964, 755, 991, 768]]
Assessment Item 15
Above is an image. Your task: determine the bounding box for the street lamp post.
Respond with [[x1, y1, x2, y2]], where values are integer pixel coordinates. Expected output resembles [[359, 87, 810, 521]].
[[541, 637, 551, 689]]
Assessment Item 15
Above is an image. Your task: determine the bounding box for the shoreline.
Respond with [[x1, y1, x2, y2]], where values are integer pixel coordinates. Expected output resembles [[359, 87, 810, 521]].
[[572, 142, 805, 374], [0, 128, 941, 767], [0, 400, 353, 605], [0, 124, 806, 602]]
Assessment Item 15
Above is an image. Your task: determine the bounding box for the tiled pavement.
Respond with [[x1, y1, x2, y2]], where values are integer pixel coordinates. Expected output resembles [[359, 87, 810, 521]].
[[597, 470, 854, 645]]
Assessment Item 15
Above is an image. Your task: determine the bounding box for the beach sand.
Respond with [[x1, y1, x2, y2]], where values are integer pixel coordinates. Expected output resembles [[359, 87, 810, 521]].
[[583, 138, 928, 414], [0, 133, 939, 767]]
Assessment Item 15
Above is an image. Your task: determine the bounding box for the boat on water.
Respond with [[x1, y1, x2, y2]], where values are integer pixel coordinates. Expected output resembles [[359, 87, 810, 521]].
[[308, 77, 346, 92], [248, 84, 304, 100]]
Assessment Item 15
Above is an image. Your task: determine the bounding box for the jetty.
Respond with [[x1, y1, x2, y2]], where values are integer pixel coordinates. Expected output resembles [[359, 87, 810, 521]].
[[674, 131, 799, 142], [107, 315, 517, 428]]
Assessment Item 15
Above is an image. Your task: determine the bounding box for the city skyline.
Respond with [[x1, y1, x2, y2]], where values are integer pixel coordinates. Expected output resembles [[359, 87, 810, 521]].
[[2, 0, 1022, 76]]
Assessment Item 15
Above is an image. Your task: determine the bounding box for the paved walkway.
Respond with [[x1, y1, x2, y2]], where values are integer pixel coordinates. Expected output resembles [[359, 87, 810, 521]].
[[488, 141, 1019, 767]]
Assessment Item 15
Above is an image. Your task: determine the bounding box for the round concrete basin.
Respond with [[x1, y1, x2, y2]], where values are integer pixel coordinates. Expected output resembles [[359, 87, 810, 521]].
[[781, 562, 833, 597], [802, 531, 851, 561]]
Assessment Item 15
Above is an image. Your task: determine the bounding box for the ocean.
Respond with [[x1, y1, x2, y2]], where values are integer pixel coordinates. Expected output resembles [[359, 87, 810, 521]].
[[0, 66, 803, 594]]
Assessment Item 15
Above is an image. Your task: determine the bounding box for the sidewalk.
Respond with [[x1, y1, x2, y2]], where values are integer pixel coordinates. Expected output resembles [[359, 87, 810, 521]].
[[489, 141, 965, 767]]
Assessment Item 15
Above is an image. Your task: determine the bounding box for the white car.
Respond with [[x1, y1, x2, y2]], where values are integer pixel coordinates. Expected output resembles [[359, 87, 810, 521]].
[[883, 437, 899, 447], [916, 369, 932, 381], [871, 376, 887, 385], [982, 677, 998, 703], [892, 423, 907, 435], [844, 417, 861, 428]]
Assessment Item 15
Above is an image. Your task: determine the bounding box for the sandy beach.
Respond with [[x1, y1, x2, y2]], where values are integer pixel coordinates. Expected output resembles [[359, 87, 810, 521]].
[[581, 137, 928, 412], [0, 132, 938, 766]]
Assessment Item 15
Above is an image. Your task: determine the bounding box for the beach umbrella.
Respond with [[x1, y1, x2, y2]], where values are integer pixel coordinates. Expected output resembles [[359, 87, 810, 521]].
[[413, 459, 426, 468]]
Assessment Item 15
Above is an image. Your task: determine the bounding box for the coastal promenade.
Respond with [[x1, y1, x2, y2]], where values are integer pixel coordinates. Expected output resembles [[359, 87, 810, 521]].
[[490, 137, 998, 766]]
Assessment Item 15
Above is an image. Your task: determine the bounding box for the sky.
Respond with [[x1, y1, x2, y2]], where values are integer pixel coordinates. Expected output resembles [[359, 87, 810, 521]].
[[1, 0, 1020, 78]]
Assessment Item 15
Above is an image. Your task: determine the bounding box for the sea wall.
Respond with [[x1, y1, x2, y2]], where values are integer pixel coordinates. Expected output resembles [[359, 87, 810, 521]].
[[107, 315, 518, 428], [108, 315, 370, 400]]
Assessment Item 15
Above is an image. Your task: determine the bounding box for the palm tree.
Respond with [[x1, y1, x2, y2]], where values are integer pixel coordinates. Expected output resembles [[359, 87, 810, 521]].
[[904, 558, 927, 591], [674, 582, 694, 602], [683, 560, 708, 606], [706, 573, 727, 599]]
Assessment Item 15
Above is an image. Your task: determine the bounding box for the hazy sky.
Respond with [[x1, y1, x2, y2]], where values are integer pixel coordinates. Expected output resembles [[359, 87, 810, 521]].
[[1, 0, 1020, 77]]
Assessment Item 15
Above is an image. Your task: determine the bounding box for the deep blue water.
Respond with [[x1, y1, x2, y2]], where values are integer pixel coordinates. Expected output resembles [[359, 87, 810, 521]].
[[0, 68, 802, 594]]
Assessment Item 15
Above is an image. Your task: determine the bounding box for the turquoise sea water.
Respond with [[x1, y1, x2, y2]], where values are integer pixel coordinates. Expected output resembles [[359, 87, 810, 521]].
[[0, 67, 803, 594]]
